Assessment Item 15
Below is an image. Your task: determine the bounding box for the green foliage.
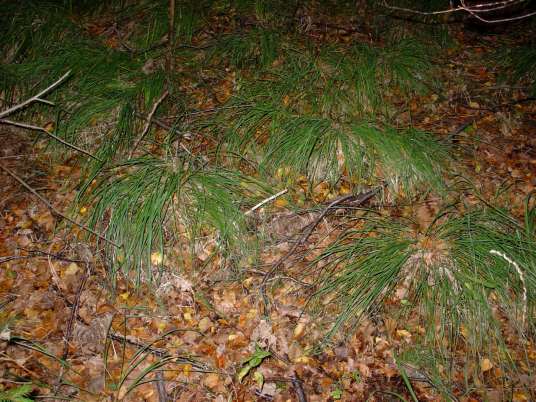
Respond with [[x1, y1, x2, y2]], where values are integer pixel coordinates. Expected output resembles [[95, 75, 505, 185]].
[[237, 344, 271, 382], [311, 202, 536, 373], [0, 0, 448, 283], [494, 41, 536, 96], [207, 28, 281, 68], [104, 328, 208, 400], [85, 156, 263, 283], [509, 44, 536, 96], [207, 36, 443, 194], [0, 384, 34, 402]]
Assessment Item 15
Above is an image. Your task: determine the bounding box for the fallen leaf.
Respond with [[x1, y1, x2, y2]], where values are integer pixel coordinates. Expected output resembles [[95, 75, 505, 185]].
[[480, 358, 493, 372], [204, 373, 221, 389]]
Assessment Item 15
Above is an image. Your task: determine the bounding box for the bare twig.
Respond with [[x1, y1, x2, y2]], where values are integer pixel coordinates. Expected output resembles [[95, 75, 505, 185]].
[[245, 189, 288, 215], [62, 263, 91, 360], [0, 295, 16, 311], [259, 188, 380, 315], [291, 372, 307, 402], [167, 0, 176, 74], [155, 370, 169, 402], [108, 331, 209, 370], [0, 164, 120, 248], [382, 0, 536, 23], [134, 112, 174, 132], [0, 118, 100, 161], [0, 71, 70, 119], [489, 249, 527, 327], [129, 90, 169, 158]]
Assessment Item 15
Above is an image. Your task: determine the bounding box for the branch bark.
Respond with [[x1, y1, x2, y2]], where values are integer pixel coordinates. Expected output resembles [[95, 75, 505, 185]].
[[0, 71, 70, 119]]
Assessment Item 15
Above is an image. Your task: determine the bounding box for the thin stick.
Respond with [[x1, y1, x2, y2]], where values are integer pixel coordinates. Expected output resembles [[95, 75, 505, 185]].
[[62, 264, 90, 360], [167, 0, 176, 74], [259, 188, 379, 314], [245, 189, 288, 215], [129, 90, 169, 158], [382, 0, 536, 23], [291, 372, 307, 402], [155, 370, 169, 402], [489, 249, 527, 327], [0, 118, 100, 161], [0, 164, 120, 248], [0, 71, 70, 119]]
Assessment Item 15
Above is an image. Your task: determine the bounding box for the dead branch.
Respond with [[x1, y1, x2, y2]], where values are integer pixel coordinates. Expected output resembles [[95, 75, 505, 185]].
[[245, 189, 288, 215], [129, 89, 169, 158], [62, 263, 91, 360], [0, 164, 120, 248], [259, 188, 380, 315], [0, 118, 100, 161], [381, 0, 536, 23], [290, 372, 307, 402], [490, 249, 527, 327], [0, 71, 70, 119]]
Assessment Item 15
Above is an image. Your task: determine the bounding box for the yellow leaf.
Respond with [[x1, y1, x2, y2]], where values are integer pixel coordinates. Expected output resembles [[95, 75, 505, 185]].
[[293, 322, 306, 339], [480, 358, 493, 372], [151, 252, 164, 265], [294, 355, 310, 364], [469, 101, 480, 109], [65, 262, 80, 276], [182, 363, 192, 376], [396, 329, 411, 338], [156, 320, 166, 333], [119, 292, 129, 301], [282, 95, 291, 106], [513, 391, 529, 401], [274, 198, 288, 208], [43, 121, 55, 133], [79, 206, 87, 215]]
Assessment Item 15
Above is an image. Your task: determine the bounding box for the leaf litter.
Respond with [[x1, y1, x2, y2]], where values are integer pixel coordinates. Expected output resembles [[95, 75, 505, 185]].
[[1, 5, 536, 402]]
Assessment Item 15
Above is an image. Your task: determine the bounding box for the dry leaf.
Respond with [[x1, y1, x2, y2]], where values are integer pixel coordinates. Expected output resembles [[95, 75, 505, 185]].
[[480, 358, 493, 372]]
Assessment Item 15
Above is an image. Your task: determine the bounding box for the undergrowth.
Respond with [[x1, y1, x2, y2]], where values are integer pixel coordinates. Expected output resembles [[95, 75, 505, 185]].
[[0, 0, 450, 279], [310, 199, 536, 380], [1, 0, 535, 397]]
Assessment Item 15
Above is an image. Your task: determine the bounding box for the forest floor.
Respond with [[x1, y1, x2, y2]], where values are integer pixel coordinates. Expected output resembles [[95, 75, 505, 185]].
[[1, 5, 536, 402]]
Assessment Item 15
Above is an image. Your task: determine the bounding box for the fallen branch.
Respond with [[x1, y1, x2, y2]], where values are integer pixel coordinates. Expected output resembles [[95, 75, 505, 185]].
[[381, 0, 536, 23], [0, 118, 100, 161], [259, 188, 380, 315], [0, 164, 120, 248], [291, 372, 307, 402], [108, 331, 209, 371], [62, 263, 91, 360], [130, 90, 169, 158], [0, 71, 70, 119]]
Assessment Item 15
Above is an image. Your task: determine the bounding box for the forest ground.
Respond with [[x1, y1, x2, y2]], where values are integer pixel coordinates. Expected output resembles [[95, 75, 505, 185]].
[[1, 4, 536, 402]]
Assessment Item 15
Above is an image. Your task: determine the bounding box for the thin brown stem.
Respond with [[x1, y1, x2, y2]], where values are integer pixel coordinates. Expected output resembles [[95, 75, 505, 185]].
[[0, 118, 100, 161], [0, 164, 120, 248], [0, 71, 70, 119], [129, 90, 169, 158]]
